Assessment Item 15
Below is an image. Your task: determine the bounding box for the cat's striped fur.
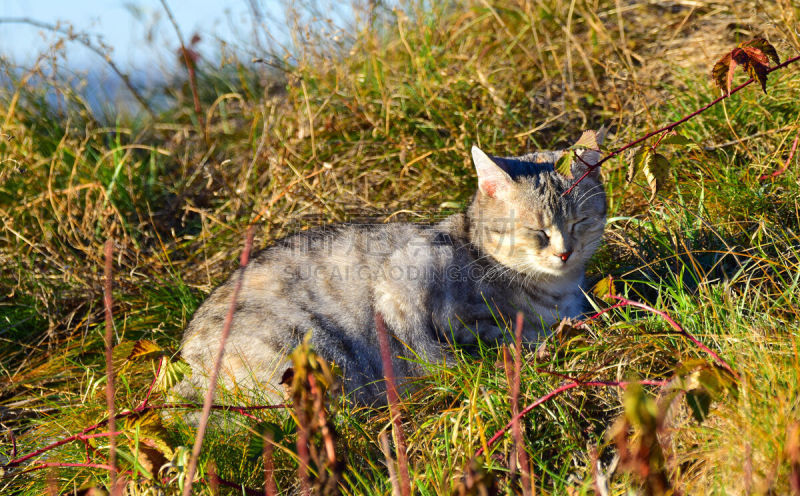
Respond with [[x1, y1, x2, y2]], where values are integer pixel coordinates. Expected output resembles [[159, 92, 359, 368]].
[[174, 131, 607, 406]]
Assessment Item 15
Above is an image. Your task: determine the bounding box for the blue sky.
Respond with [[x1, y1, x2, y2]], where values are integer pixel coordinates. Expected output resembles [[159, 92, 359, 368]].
[[0, 0, 292, 69]]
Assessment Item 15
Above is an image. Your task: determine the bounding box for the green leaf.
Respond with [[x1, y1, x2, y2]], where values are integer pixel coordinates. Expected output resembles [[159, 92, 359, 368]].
[[660, 134, 694, 146], [623, 383, 658, 431], [156, 360, 192, 392], [711, 52, 736, 95], [555, 150, 574, 177], [592, 275, 616, 303], [246, 422, 284, 461], [674, 361, 738, 424], [690, 365, 739, 400]]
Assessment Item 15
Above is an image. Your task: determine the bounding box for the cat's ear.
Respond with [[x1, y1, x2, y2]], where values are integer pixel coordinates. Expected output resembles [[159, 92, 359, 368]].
[[570, 127, 606, 181], [472, 146, 514, 200]]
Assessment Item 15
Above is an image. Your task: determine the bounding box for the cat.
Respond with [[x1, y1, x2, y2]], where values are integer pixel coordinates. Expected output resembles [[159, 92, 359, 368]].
[[173, 130, 607, 407]]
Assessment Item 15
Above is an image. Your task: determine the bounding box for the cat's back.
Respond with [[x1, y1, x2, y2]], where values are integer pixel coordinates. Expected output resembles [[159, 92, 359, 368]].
[[180, 219, 462, 357], [175, 218, 467, 404]]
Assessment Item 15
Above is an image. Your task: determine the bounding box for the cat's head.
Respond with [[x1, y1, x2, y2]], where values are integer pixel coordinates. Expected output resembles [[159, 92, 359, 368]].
[[469, 129, 607, 279]]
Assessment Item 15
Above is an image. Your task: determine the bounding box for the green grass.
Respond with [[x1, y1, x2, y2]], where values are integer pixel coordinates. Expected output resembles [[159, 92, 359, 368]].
[[2, 0, 800, 494]]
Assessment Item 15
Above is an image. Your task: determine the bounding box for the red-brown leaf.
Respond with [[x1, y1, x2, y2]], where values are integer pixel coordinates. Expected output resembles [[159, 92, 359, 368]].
[[740, 46, 769, 66], [711, 52, 735, 95], [711, 38, 780, 95], [742, 37, 780, 65], [747, 60, 769, 94]]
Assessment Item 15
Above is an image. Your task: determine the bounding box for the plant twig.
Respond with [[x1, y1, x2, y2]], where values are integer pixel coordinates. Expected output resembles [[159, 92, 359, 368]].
[[379, 430, 402, 496], [759, 131, 799, 180], [208, 472, 263, 496], [295, 392, 311, 496], [137, 356, 165, 411], [476, 379, 666, 458], [17, 462, 118, 476], [182, 225, 256, 496], [564, 52, 800, 195], [103, 240, 119, 493], [512, 313, 532, 495], [263, 429, 277, 496], [159, 0, 207, 143], [589, 295, 737, 377], [375, 313, 411, 496], [0, 17, 155, 119], [3, 403, 286, 470]]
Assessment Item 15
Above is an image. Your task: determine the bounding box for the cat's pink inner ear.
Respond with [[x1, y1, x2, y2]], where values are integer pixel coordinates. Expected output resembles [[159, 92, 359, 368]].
[[472, 145, 512, 199], [479, 178, 499, 197]]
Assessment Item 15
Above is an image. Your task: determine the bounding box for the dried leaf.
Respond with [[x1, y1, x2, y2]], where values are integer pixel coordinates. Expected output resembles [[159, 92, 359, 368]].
[[627, 148, 651, 184], [643, 153, 670, 201], [451, 458, 499, 496], [120, 410, 174, 475], [740, 46, 769, 66], [127, 340, 164, 361], [573, 129, 600, 150]]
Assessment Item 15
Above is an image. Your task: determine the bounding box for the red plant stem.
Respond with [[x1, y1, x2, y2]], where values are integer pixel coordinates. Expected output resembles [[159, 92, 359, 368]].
[[375, 313, 412, 496], [8, 429, 16, 459], [158, 0, 206, 142], [263, 430, 277, 496], [295, 399, 311, 496], [137, 356, 165, 411], [210, 473, 263, 496], [759, 131, 799, 180], [307, 374, 337, 463], [103, 239, 118, 494], [182, 225, 256, 496], [564, 52, 800, 195], [4, 402, 286, 469], [652, 129, 670, 149], [79, 431, 123, 440], [17, 462, 118, 475], [601, 295, 737, 377], [77, 437, 98, 464], [476, 379, 666, 458], [511, 312, 532, 496]]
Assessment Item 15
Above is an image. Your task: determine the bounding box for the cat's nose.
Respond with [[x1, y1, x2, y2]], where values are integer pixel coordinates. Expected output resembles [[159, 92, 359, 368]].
[[558, 251, 573, 262]]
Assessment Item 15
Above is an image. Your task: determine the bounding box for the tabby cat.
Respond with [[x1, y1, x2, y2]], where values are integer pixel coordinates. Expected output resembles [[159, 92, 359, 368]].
[[174, 131, 607, 406]]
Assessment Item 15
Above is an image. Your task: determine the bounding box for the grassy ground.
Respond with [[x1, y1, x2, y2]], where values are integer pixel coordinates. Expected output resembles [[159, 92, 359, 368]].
[[2, 0, 800, 494]]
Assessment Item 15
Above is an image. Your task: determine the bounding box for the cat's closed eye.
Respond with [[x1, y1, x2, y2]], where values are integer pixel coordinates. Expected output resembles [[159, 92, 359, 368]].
[[569, 217, 589, 233], [524, 227, 549, 245]]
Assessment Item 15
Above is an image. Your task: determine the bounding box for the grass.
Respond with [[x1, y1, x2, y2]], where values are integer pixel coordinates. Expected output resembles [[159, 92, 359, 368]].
[[2, 0, 800, 493]]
